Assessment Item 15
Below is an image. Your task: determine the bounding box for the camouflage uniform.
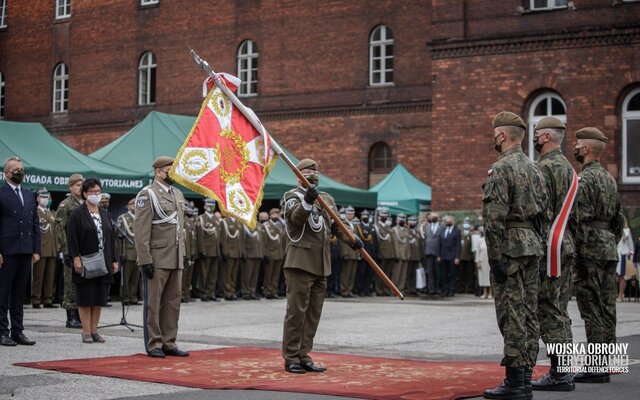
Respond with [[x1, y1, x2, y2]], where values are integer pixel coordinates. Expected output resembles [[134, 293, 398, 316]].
[[483, 145, 547, 368], [55, 194, 82, 311], [536, 148, 575, 346], [573, 160, 624, 345]]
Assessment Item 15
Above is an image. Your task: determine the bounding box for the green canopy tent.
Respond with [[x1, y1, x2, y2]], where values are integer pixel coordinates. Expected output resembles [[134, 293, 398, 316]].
[[90, 111, 376, 208], [0, 120, 148, 193], [369, 164, 432, 215]]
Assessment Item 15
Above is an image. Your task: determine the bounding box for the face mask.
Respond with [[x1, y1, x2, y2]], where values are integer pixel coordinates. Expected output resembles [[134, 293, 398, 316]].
[[446, 222, 453, 227], [493, 132, 504, 153], [398, 220, 405, 227], [38, 198, 49, 208], [87, 194, 102, 205], [9, 171, 24, 185], [574, 147, 585, 164], [361, 217, 369, 224], [380, 216, 387, 223], [162, 170, 174, 186], [47, 199, 52, 208], [205, 207, 213, 213], [463, 223, 471, 230], [304, 174, 319, 186], [534, 138, 544, 154], [271, 217, 279, 223], [409, 222, 416, 228], [432, 219, 439, 224]]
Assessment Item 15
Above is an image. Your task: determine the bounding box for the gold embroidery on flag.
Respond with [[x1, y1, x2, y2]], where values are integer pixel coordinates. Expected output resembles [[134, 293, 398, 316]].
[[217, 128, 250, 184], [229, 189, 251, 214], [210, 90, 231, 118], [181, 149, 210, 178]]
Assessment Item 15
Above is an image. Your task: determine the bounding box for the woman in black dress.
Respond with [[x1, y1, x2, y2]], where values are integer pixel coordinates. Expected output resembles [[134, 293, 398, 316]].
[[67, 178, 119, 343]]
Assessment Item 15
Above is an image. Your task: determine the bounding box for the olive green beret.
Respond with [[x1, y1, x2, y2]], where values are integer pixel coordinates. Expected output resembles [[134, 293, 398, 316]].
[[535, 116, 565, 131], [297, 158, 318, 171], [68, 174, 83, 186], [152, 156, 174, 169], [575, 127, 607, 142], [492, 111, 526, 130], [269, 208, 280, 215]]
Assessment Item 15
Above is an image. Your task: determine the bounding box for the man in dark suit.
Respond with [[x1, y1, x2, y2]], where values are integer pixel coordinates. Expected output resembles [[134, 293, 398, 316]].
[[439, 215, 461, 297], [0, 157, 40, 346], [422, 212, 443, 294]]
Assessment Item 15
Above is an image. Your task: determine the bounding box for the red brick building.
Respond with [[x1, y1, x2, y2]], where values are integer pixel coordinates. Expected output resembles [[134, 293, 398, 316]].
[[1, 0, 639, 211]]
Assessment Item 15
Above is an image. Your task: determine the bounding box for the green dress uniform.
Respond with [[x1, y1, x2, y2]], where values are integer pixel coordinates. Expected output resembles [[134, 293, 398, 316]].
[[32, 206, 59, 307], [338, 218, 359, 297], [220, 216, 245, 300], [196, 212, 220, 300], [374, 220, 395, 296], [281, 185, 353, 369], [116, 210, 139, 304], [459, 229, 475, 294], [55, 193, 83, 312], [390, 220, 411, 292], [242, 224, 264, 299], [262, 219, 285, 298], [181, 213, 198, 301], [406, 221, 423, 294], [134, 178, 186, 353]]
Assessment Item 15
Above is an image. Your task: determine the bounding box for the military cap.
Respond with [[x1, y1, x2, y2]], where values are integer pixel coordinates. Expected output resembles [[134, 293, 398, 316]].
[[575, 127, 607, 143], [269, 208, 280, 215], [535, 116, 565, 131], [68, 173, 83, 186], [408, 215, 418, 223], [101, 193, 111, 200], [36, 188, 49, 197], [297, 158, 318, 171], [492, 111, 526, 130], [152, 156, 174, 169], [378, 207, 389, 216], [204, 199, 217, 206], [397, 213, 407, 220], [127, 198, 135, 205], [345, 205, 355, 214], [360, 209, 370, 217]]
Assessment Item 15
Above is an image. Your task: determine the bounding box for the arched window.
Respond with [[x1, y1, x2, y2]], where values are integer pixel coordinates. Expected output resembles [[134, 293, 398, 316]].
[[527, 92, 567, 159], [622, 88, 640, 183], [237, 40, 258, 97], [138, 52, 156, 105], [368, 141, 394, 187], [369, 25, 394, 86], [52, 63, 68, 113], [0, 72, 5, 119]]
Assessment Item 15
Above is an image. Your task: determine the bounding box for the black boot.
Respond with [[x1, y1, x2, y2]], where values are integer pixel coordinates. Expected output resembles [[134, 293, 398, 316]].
[[65, 309, 82, 329], [524, 366, 533, 400], [532, 355, 575, 391], [573, 370, 610, 383], [484, 366, 526, 400]]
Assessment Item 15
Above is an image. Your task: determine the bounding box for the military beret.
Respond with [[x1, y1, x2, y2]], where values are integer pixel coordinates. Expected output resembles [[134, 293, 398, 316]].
[[492, 111, 526, 130], [68, 173, 83, 186], [101, 193, 111, 200], [204, 199, 217, 206], [575, 127, 607, 142], [269, 208, 280, 215], [297, 158, 318, 171], [535, 116, 565, 131], [152, 156, 174, 169], [345, 205, 355, 214], [127, 198, 135, 205], [397, 213, 407, 220], [36, 188, 49, 197]]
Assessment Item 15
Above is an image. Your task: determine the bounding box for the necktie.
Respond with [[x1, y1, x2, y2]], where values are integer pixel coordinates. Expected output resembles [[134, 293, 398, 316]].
[[15, 187, 23, 206]]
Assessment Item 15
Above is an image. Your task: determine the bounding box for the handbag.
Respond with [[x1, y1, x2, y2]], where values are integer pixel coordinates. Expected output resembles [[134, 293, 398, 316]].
[[81, 251, 109, 279]]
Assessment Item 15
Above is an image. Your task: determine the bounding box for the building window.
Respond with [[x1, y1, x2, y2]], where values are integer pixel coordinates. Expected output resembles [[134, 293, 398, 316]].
[[55, 0, 71, 20], [237, 40, 258, 97], [0, 0, 7, 29], [622, 88, 640, 183], [138, 52, 156, 105], [0, 72, 5, 119], [530, 0, 568, 10], [52, 63, 68, 113], [369, 25, 394, 86], [368, 141, 394, 187], [140, 0, 159, 6], [527, 92, 567, 160]]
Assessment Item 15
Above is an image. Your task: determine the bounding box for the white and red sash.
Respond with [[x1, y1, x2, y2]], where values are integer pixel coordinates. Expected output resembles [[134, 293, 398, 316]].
[[547, 169, 579, 277]]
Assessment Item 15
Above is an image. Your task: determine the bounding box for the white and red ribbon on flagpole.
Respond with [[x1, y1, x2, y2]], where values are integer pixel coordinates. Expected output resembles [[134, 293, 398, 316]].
[[546, 169, 579, 277]]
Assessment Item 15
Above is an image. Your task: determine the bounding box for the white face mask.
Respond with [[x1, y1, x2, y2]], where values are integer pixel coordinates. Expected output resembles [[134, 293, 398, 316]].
[[38, 198, 49, 208], [87, 194, 102, 205]]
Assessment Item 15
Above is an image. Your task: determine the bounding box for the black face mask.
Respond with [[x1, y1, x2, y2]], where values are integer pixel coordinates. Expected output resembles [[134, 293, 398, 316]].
[[398, 221, 405, 227], [534, 141, 544, 154], [446, 222, 453, 227], [304, 174, 319, 186], [409, 223, 416, 228], [574, 148, 585, 164], [361, 217, 369, 224], [162, 171, 174, 186], [271, 217, 279, 223], [493, 133, 504, 153], [380, 216, 387, 223], [9, 171, 24, 185]]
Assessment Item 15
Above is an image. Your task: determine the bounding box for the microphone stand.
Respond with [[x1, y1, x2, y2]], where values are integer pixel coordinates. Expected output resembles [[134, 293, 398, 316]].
[[100, 216, 143, 332]]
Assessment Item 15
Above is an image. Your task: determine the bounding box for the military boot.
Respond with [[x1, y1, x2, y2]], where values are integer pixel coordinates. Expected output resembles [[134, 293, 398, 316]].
[[484, 366, 526, 400], [523, 366, 533, 400], [532, 355, 575, 391], [65, 309, 82, 329], [573, 370, 610, 383]]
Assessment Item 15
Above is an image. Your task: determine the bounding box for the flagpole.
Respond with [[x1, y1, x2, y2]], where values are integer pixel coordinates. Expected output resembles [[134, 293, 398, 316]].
[[189, 48, 403, 300]]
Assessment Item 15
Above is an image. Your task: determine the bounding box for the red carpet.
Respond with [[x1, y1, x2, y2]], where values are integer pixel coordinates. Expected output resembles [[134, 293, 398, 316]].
[[15, 347, 544, 400]]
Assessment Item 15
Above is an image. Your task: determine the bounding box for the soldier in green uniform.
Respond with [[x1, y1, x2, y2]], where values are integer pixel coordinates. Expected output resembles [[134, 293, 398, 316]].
[[405, 215, 423, 295], [116, 199, 139, 305], [391, 213, 411, 292], [32, 189, 59, 308], [483, 112, 548, 400], [262, 208, 285, 299], [355, 210, 377, 296], [242, 220, 264, 300], [135, 156, 188, 358], [338, 206, 359, 297], [181, 204, 198, 303], [196, 199, 221, 301], [220, 215, 244, 300], [374, 208, 395, 296], [530, 117, 576, 391], [55, 174, 84, 328], [281, 159, 361, 374], [572, 127, 624, 384]]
